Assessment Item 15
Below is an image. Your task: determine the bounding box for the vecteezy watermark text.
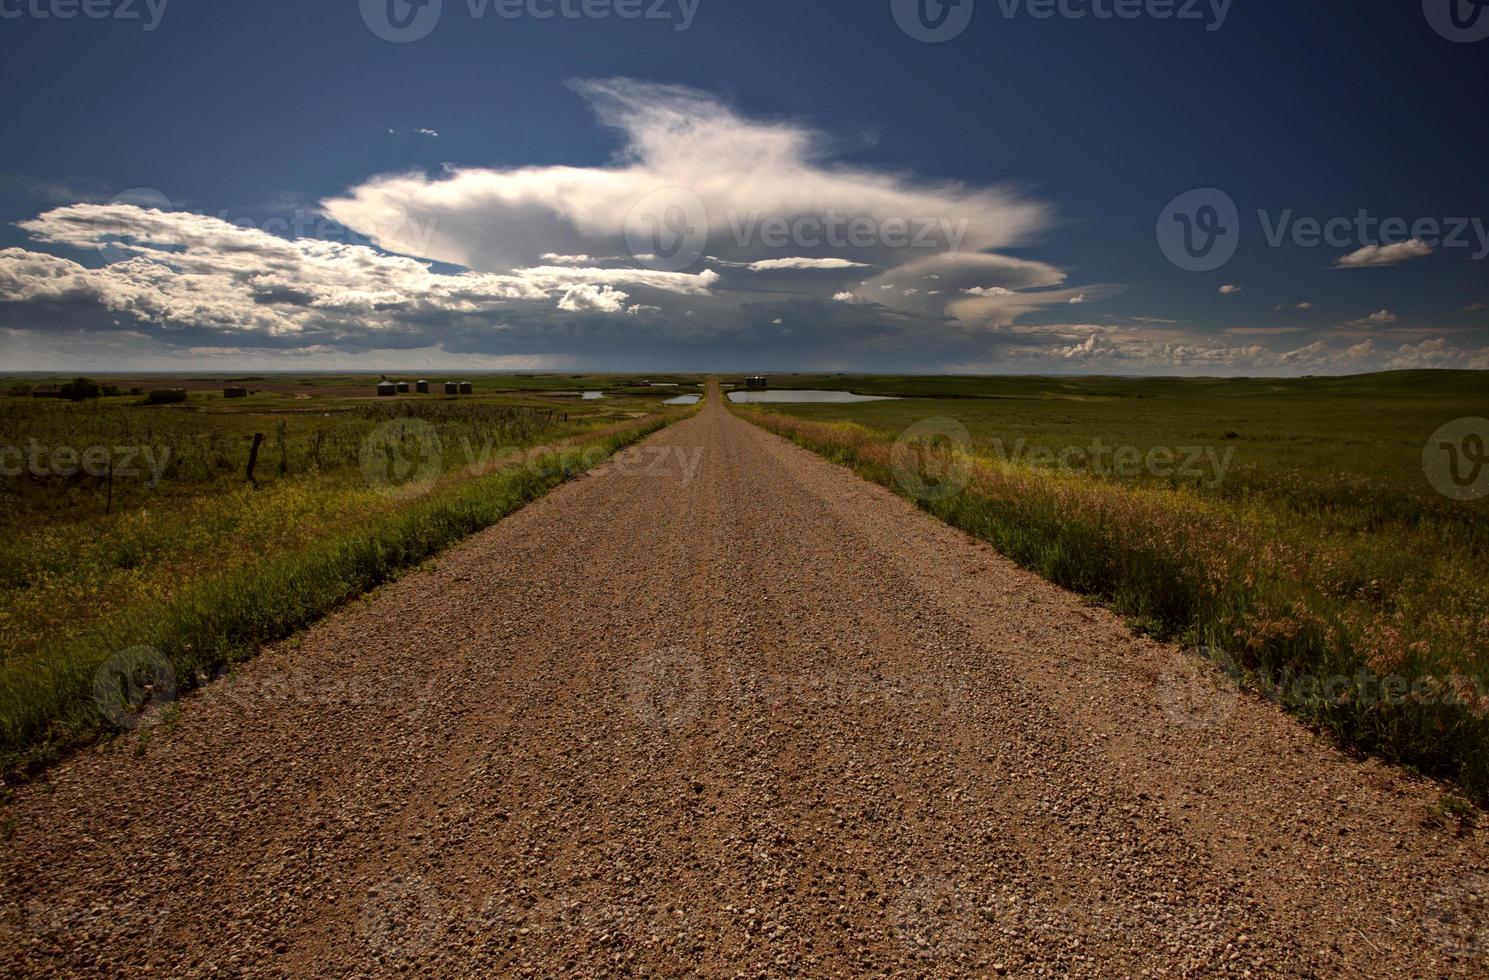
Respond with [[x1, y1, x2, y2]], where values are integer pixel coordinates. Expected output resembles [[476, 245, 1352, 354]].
[[464, 0, 698, 26], [994, 0, 1230, 30], [0, 0, 168, 30], [628, 646, 969, 729], [0, 442, 170, 481], [726, 210, 969, 252], [623, 187, 972, 272], [891, 0, 1230, 43], [1159, 644, 1489, 730], [1158, 188, 1489, 270], [990, 437, 1236, 486], [359, 420, 705, 499], [1258, 210, 1489, 260], [890, 421, 1237, 503], [361, 0, 698, 43]]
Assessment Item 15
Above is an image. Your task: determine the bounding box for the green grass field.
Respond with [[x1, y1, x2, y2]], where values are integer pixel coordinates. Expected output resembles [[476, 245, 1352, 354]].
[[0, 376, 699, 775], [733, 370, 1489, 801], [732, 369, 1480, 493]]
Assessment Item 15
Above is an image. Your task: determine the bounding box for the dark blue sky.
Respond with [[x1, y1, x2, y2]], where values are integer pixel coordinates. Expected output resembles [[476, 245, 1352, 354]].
[[1, 0, 1485, 372]]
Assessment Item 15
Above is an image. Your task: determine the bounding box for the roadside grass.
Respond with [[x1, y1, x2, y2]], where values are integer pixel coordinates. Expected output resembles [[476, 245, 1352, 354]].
[[727, 370, 1487, 503], [732, 377, 1489, 802], [0, 392, 664, 664], [0, 393, 580, 521], [0, 402, 690, 778]]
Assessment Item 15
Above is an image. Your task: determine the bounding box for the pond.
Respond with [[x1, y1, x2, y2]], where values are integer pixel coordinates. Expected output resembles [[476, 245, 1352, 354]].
[[663, 394, 702, 405], [580, 391, 605, 400], [726, 390, 899, 404]]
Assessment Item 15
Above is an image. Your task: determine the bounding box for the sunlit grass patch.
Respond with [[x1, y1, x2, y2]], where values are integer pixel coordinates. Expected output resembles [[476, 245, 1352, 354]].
[[0, 394, 690, 776], [738, 398, 1489, 802]]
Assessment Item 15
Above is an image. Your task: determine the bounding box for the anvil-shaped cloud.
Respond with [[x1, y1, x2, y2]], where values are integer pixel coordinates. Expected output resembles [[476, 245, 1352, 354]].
[[0, 78, 1088, 363], [321, 78, 1051, 276]]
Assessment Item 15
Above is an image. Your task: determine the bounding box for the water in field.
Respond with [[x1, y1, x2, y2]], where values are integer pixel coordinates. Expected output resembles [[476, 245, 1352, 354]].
[[581, 391, 606, 400], [664, 394, 702, 405], [726, 390, 899, 403]]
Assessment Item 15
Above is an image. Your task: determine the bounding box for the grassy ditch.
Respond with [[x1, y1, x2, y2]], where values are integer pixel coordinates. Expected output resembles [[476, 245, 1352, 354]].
[[735, 403, 1489, 802], [0, 408, 688, 777]]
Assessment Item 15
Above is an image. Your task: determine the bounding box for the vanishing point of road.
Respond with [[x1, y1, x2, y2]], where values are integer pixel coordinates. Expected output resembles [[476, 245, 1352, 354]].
[[2, 383, 1486, 976]]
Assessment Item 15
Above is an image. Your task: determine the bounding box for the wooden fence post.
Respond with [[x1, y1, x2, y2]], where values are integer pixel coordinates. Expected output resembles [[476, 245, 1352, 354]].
[[246, 432, 264, 486]]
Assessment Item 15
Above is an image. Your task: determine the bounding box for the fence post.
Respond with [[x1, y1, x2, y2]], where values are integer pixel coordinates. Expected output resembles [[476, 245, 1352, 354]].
[[246, 432, 264, 486]]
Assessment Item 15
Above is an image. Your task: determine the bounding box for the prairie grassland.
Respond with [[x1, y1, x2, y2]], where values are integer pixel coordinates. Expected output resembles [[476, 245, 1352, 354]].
[[733, 371, 1489, 800], [0, 384, 694, 775]]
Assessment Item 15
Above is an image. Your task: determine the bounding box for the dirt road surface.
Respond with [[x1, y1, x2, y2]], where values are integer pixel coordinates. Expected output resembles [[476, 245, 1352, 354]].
[[3, 383, 1486, 977]]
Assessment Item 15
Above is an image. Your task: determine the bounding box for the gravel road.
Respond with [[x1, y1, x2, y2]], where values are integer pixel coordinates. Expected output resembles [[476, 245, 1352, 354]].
[[2, 383, 1486, 977]]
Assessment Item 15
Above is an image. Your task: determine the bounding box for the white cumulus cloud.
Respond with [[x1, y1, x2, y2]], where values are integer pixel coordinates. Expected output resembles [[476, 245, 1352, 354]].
[[1333, 240, 1433, 269], [746, 257, 870, 272]]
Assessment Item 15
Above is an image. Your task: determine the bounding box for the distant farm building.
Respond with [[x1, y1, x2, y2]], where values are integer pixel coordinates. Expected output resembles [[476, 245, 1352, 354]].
[[459, 382, 474, 395], [744, 376, 768, 390], [444, 382, 459, 394], [223, 387, 249, 399], [416, 379, 430, 393], [376, 381, 397, 397], [31, 385, 63, 398], [395, 381, 410, 393]]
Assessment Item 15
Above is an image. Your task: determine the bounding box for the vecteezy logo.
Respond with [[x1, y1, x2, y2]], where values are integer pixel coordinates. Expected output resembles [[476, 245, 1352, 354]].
[[361, 0, 442, 42], [1424, 0, 1489, 42], [1156, 188, 1240, 272], [627, 646, 707, 729], [1424, 417, 1489, 500], [93, 188, 173, 265], [359, 417, 443, 498], [892, 0, 975, 42], [1156, 650, 1238, 729], [624, 187, 708, 272], [91, 646, 177, 730], [890, 417, 973, 502], [891, 875, 978, 961], [1425, 873, 1489, 957], [360, 876, 444, 960]]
